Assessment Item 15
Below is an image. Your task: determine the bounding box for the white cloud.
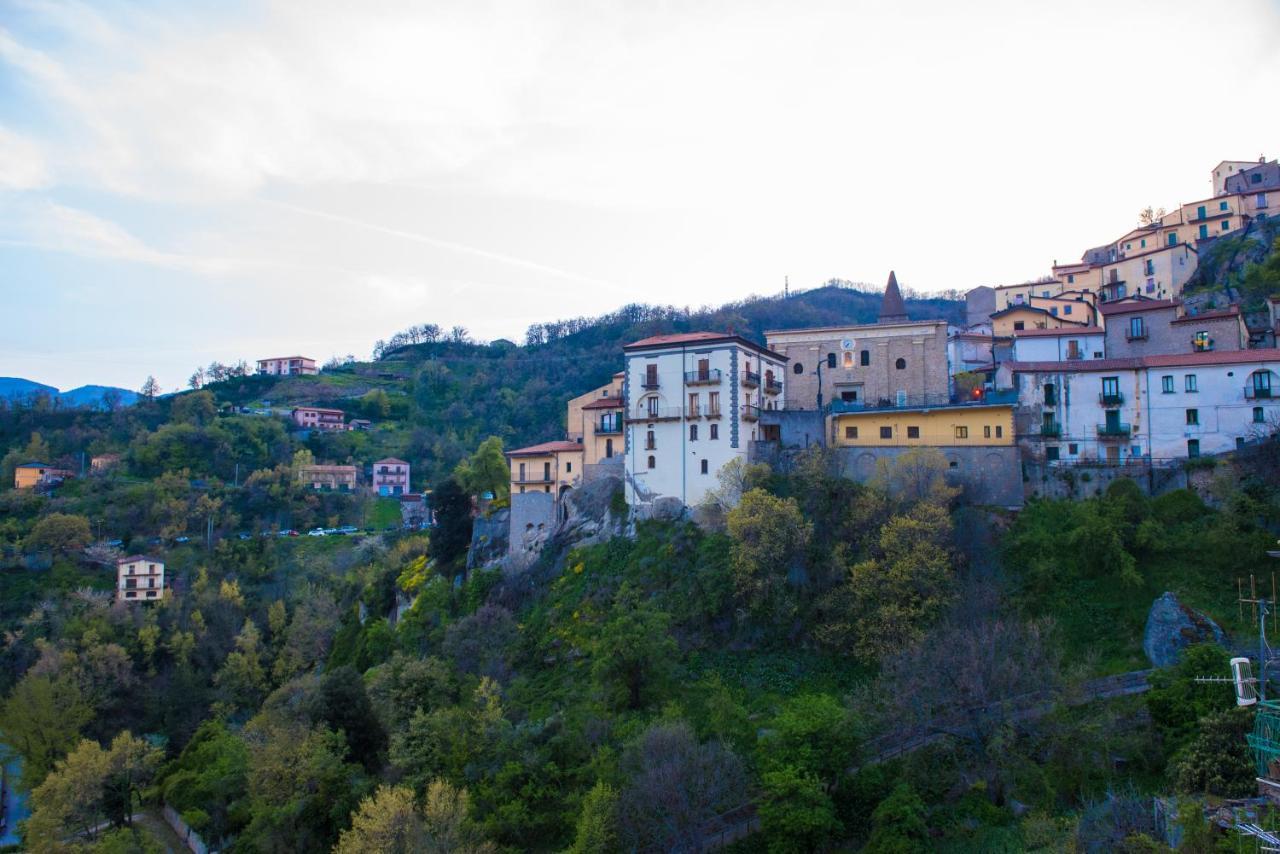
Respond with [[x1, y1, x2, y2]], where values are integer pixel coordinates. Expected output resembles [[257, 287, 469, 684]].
[[0, 125, 48, 189]]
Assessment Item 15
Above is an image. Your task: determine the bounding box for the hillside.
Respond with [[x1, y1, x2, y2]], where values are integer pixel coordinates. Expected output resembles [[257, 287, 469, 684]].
[[0, 376, 139, 409], [1181, 215, 1280, 311], [184, 284, 965, 484]]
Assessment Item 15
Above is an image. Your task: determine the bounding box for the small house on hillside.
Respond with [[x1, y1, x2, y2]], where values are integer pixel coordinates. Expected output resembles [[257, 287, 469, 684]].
[[14, 462, 74, 490], [117, 555, 165, 603], [257, 356, 317, 376]]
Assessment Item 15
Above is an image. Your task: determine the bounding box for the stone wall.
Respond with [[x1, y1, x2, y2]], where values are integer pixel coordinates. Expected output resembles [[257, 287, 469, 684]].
[[757, 409, 826, 450], [1022, 457, 1208, 500], [508, 491, 556, 555]]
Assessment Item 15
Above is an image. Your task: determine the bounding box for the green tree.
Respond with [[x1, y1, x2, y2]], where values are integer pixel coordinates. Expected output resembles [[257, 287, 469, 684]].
[[171, 390, 217, 426], [428, 477, 473, 572], [25, 512, 93, 555], [591, 585, 678, 710], [872, 447, 960, 507], [335, 785, 427, 854], [864, 782, 930, 854], [726, 488, 812, 623], [1173, 707, 1255, 797], [315, 666, 387, 770], [758, 765, 842, 854], [216, 619, 268, 710], [453, 436, 509, 500], [570, 781, 619, 854], [759, 694, 858, 785], [0, 673, 93, 790]]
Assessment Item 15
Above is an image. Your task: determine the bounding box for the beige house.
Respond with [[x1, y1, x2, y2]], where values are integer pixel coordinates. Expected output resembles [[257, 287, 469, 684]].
[[507, 440, 584, 499], [566, 372, 625, 466], [1213, 160, 1260, 196], [117, 555, 165, 603], [13, 462, 74, 490], [292, 407, 348, 431], [297, 464, 358, 492], [767, 272, 949, 410], [257, 356, 317, 376]]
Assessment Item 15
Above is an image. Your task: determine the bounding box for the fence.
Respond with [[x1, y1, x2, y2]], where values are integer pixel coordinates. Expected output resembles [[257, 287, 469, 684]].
[[162, 804, 210, 854]]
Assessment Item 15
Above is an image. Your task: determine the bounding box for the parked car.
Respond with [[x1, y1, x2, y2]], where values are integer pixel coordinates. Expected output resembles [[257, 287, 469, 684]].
[[307, 528, 327, 537], [236, 532, 252, 541], [105, 539, 124, 548], [174, 536, 191, 544], [337, 526, 359, 535]]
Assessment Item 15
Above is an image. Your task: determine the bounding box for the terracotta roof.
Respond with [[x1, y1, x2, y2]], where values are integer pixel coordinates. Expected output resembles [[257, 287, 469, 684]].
[[1099, 299, 1177, 316], [1013, 326, 1104, 338], [1005, 348, 1280, 372], [582, 397, 624, 410], [990, 306, 1089, 325], [506, 440, 584, 457], [625, 331, 788, 361], [766, 319, 946, 337], [374, 457, 409, 465], [1170, 307, 1241, 324], [292, 406, 345, 414], [118, 555, 163, 565]]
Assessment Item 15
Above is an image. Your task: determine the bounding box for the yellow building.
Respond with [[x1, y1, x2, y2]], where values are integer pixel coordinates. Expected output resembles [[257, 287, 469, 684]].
[[507, 440, 584, 499], [990, 305, 1092, 337], [830, 403, 1015, 448], [566, 372, 624, 466], [14, 462, 74, 489]]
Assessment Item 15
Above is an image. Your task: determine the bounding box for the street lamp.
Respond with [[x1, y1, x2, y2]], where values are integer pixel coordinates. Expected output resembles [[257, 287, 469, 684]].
[[808, 346, 824, 412]]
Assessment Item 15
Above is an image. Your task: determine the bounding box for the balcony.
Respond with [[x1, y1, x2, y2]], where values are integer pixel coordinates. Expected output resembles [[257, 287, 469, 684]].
[[1040, 422, 1062, 437], [740, 404, 761, 422], [684, 369, 722, 385], [1099, 392, 1125, 406], [827, 389, 1019, 415], [741, 370, 760, 389], [626, 406, 684, 422], [1125, 330, 1148, 342], [764, 379, 783, 396], [513, 475, 554, 485], [1246, 386, 1275, 400], [596, 422, 623, 435], [703, 406, 723, 419], [1096, 422, 1132, 438], [641, 377, 661, 390]]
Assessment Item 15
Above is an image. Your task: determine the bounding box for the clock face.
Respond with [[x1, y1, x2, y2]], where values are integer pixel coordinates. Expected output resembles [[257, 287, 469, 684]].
[[841, 339, 854, 350]]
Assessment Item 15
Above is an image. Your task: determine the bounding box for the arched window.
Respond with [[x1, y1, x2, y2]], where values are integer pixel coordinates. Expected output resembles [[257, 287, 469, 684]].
[[842, 351, 853, 368], [860, 349, 870, 366], [793, 362, 804, 374], [826, 352, 836, 369], [895, 358, 907, 370], [647, 455, 656, 469]]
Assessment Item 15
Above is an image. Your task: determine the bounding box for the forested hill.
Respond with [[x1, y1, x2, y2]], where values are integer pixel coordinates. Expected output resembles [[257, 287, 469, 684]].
[[0, 284, 963, 488]]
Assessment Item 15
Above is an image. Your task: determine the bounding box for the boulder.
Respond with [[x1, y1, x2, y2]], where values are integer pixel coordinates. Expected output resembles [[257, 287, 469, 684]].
[[1142, 591, 1228, 667]]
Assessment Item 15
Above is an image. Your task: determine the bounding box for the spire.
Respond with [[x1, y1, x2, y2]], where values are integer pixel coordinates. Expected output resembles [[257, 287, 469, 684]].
[[878, 270, 908, 323]]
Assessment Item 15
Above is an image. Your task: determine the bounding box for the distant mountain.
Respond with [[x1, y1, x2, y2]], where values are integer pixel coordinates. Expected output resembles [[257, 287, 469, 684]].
[[0, 377, 138, 409]]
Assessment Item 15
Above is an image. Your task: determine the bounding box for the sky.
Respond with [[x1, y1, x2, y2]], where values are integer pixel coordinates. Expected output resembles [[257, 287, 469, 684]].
[[2, 0, 1279, 392]]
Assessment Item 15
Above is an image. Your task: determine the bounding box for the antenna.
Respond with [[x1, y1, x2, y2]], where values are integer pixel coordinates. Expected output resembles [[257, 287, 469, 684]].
[[784, 276, 789, 299]]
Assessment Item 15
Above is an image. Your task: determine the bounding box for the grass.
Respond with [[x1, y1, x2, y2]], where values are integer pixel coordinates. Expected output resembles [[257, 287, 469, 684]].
[[369, 498, 404, 529]]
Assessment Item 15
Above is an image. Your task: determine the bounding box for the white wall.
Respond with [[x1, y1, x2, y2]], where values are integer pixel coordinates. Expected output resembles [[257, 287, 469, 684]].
[[624, 341, 785, 509], [1012, 333, 1106, 363]]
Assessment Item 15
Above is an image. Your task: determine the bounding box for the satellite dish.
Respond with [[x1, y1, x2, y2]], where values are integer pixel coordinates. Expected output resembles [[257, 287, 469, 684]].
[[1232, 657, 1259, 706]]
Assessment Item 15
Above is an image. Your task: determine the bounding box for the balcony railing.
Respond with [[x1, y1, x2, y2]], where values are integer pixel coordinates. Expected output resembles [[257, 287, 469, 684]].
[[1245, 386, 1274, 400], [1096, 422, 1132, 438], [741, 370, 760, 388], [764, 379, 783, 395], [596, 422, 623, 434], [626, 406, 684, 422], [703, 406, 722, 419], [1040, 423, 1062, 437], [1099, 392, 1125, 406], [684, 369, 722, 385], [827, 389, 1018, 414], [1125, 330, 1148, 341], [513, 475, 554, 484], [740, 404, 761, 422], [641, 377, 660, 390]]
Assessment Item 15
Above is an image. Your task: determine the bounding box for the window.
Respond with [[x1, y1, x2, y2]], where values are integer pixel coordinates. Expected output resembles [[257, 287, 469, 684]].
[[1068, 274, 1075, 283], [1186, 408, 1199, 426], [647, 455, 656, 469], [518, 463, 526, 481], [646, 430, 656, 450], [895, 358, 907, 370], [1144, 260, 1155, 276], [709, 423, 719, 440], [1046, 446, 1060, 461], [645, 364, 658, 388], [983, 425, 991, 438], [1013, 321, 1025, 331], [860, 349, 870, 366], [543, 462, 551, 480], [696, 358, 709, 379], [1102, 377, 1120, 402], [647, 396, 659, 417], [688, 392, 699, 414], [1253, 371, 1274, 398], [841, 390, 858, 402], [793, 362, 804, 374], [605, 438, 613, 458], [1255, 173, 1265, 185], [1140, 238, 1147, 248], [1185, 374, 1197, 392], [1064, 305, 1072, 315], [701, 459, 709, 474], [842, 351, 853, 368], [1128, 316, 1145, 339], [1220, 200, 1229, 211], [1043, 383, 1056, 405], [1222, 219, 1231, 232], [827, 352, 837, 369], [1050, 307, 1058, 316], [845, 425, 858, 439], [879, 426, 892, 439], [1199, 224, 1209, 239], [955, 426, 969, 439], [996, 425, 1003, 438], [1187, 439, 1200, 458], [1258, 192, 1268, 207], [907, 426, 920, 439], [1197, 204, 1207, 219], [1162, 375, 1174, 393], [1168, 233, 1178, 246], [565, 462, 572, 473], [689, 424, 698, 441], [1255, 407, 1266, 424], [1068, 443, 1078, 455], [709, 391, 720, 414]]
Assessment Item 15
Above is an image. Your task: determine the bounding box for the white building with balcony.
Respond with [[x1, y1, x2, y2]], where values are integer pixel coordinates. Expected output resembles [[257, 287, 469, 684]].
[[998, 349, 1280, 464], [117, 555, 165, 603], [623, 332, 787, 510], [1011, 327, 1107, 363]]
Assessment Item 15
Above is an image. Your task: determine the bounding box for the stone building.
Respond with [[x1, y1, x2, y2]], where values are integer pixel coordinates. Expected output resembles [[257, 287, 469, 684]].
[[1102, 300, 1247, 360], [766, 272, 949, 410]]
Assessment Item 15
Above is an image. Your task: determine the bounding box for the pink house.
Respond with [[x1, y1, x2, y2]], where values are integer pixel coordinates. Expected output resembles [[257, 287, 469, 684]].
[[257, 356, 318, 376], [372, 457, 410, 495], [291, 406, 348, 431]]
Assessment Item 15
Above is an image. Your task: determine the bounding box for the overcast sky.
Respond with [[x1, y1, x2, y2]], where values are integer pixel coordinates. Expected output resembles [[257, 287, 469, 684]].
[[2, 0, 1279, 391]]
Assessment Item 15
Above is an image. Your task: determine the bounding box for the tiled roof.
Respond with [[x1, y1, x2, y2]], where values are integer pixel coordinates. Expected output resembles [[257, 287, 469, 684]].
[[582, 397, 624, 410], [1013, 326, 1104, 338], [374, 457, 410, 465], [1170, 308, 1241, 324], [259, 356, 314, 361], [507, 440, 584, 457], [15, 461, 53, 468], [1099, 299, 1177, 316], [293, 406, 345, 414], [626, 331, 733, 347], [118, 554, 163, 565], [1006, 347, 1280, 372]]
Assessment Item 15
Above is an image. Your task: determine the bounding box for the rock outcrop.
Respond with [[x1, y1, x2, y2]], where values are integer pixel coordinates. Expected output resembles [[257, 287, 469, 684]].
[[467, 507, 510, 571], [1143, 591, 1228, 667]]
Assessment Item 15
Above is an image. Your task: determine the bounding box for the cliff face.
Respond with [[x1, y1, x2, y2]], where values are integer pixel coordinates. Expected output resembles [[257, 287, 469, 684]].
[[467, 507, 510, 571]]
